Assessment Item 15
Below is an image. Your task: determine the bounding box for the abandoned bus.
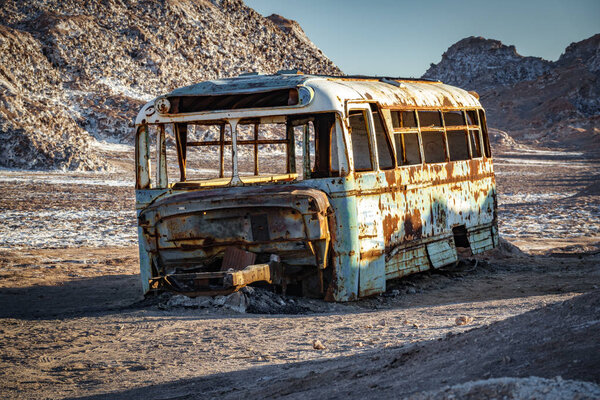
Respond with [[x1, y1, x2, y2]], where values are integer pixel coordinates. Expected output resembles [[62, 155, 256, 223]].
[[134, 72, 497, 301]]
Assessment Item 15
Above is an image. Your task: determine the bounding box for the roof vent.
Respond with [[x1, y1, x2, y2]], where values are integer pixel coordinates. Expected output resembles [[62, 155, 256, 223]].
[[380, 77, 405, 88], [238, 71, 261, 77], [276, 69, 303, 75]]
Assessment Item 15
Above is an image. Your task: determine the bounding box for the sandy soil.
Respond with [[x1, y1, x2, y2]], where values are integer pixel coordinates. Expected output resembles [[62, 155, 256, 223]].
[[0, 148, 599, 399]]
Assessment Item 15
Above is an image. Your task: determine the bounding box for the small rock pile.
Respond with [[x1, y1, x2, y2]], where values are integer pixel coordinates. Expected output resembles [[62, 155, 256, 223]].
[[158, 286, 316, 315]]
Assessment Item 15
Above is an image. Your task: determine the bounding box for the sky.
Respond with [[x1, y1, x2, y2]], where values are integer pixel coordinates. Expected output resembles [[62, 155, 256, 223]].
[[245, 0, 600, 77]]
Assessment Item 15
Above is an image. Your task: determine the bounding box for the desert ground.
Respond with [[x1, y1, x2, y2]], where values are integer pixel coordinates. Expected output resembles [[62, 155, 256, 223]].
[[0, 144, 599, 399]]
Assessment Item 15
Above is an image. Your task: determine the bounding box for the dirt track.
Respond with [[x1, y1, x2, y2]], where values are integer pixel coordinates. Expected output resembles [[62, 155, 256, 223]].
[[0, 148, 599, 399]]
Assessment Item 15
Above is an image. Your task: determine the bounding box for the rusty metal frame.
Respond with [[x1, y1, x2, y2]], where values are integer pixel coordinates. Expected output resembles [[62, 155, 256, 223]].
[[478, 109, 492, 158], [135, 124, 151, 189], [174, 123, 187, 182], [346, 105, 378, 172], [442, 110, 470, 162], [149, 111, 351, 188], [344, 103, 492, 172], [134, 74, 498, 302], [460, 110, 474, 159], [387, 110, 421, 167], [382, 106, 489, 166], [157, 124, 168, 187], [219, 124, 226, 178], [149, 262, 275, 296], [372, 103, 398, 169], [302, 122, 311, 179]]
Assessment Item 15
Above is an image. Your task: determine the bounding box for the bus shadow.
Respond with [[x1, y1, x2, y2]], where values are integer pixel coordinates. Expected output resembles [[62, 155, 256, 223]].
[[1, 252, 591, 322], [0, 274, 142, 320]]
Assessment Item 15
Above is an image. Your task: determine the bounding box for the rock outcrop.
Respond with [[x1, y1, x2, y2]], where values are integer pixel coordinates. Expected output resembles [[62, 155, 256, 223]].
[[0, 0, 341, 170], [424, 35, 600, 151], [424, 37, 552, 90]]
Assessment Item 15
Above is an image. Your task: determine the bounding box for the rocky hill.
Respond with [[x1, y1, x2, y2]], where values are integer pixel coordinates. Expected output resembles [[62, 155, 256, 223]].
[[0, 0, 341, 170], [424, 37, 552, 90], [424, 35, 600, 151]]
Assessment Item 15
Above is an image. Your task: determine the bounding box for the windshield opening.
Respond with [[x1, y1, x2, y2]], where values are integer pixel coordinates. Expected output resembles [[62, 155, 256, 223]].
[[137, 113, 344, 189]]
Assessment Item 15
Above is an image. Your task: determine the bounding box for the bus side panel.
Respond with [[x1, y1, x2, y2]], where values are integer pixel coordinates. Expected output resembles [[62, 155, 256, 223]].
[[137, 224, 152, 294], [444, 161, 473, 228], [328, 194, 362, 301], [386, 246, 429, 279], [356, 193, 386, 297], [302, 178, 362, 302], [383, 159, 497, 280], [428, 173, 450, 238], [381, 168, 430, 281], [468, 172, 498, 253], [353, 172, 390, 297], [136, 189, 171, 295]]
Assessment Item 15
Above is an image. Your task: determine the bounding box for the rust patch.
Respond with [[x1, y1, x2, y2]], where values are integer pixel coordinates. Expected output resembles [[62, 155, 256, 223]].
[[221, 247, 256, 271], [382, 211, 400, 242], [444, 162, 455, 179], [384, 169, 396, 186], [442, 96, 454, 107], [403, 208, 422, 241], [360, 249, 384, 261]]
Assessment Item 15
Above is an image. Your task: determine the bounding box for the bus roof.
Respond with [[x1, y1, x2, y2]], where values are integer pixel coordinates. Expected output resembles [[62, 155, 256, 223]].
[[169, 73, 479, 107], [136, 73, 481, 125]]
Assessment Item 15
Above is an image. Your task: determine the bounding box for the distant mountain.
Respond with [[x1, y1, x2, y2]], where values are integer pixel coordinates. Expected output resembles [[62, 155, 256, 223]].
[[424, 37, 552, 90], [0, 0, 341, 170], [424, 35, 600, 151]]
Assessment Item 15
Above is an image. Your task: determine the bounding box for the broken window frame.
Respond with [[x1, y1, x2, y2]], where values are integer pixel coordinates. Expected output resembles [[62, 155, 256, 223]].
[[136, 112, 349, 189], [347, 106, 377, 172], [419, 110, 448, 164], [234, 118, 292, 180], [443, 111, 470, 162], [287, 113, 347, 179], [478, 109, 492, 158], [180, 118, 292, 183], [370, 103, 396, 170], [378, 107, 490, 167], [465, 109, 483, 159], [388, 109, 423, 166]]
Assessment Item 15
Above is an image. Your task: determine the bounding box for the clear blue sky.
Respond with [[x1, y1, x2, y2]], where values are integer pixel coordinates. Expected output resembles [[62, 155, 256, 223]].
[[245, 0, 600, 77]]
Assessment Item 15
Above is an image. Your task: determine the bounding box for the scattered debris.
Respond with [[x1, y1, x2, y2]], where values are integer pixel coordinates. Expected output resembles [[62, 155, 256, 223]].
[[455, 316, 474, 326], [312, 340, 326, 350], [156, 286, 344, 315], [164, 295, 212, 309], [223, 291, 248, 313]]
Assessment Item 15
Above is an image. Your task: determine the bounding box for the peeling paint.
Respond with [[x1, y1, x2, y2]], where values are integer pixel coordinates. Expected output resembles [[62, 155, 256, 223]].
[[134, 74, 498, 301]]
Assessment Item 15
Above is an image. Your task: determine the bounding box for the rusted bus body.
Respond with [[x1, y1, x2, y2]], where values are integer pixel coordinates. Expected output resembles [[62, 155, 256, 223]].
[[134, 72, 498, 301]]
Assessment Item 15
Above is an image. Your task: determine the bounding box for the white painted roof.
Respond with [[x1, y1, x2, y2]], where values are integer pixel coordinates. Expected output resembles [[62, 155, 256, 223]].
[[135, 74, 482, 125]]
